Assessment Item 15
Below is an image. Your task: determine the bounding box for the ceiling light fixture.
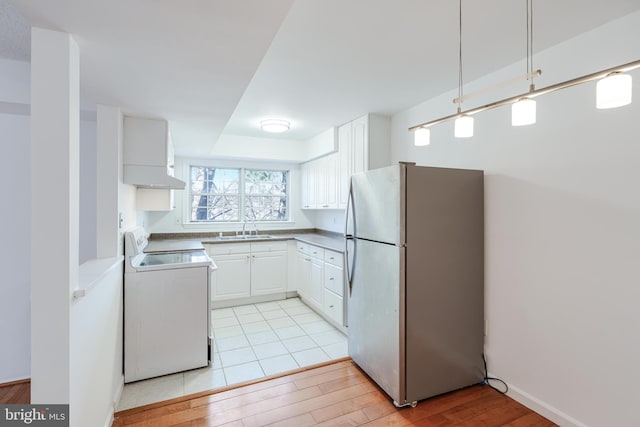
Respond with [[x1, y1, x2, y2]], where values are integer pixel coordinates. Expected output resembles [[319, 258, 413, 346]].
[[410, 0, 639, 145], [596, 72, 632, 109], [453, 0, 473, 139], [260, 119, 290, 133], [414, 127, 430, 146], [512, 0, 537, 127]]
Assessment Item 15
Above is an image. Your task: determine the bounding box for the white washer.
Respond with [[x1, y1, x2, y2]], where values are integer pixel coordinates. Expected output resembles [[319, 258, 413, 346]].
[[124, 227, 217, 383]]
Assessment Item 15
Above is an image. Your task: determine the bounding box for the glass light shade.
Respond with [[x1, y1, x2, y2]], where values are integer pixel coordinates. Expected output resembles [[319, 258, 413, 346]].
[[596, 73, 632, 109], [260, 119, 290, 133], [511, 98, 537, 126], [414, 128, 430, 146], [454, 115, 474, 138]]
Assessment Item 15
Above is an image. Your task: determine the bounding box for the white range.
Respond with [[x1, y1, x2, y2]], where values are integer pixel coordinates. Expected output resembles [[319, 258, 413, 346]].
[[124, 227, 217, 383]]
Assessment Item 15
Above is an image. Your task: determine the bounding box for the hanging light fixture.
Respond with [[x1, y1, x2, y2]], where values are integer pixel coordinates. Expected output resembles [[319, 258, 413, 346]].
[[512, 0, 537, 126], [454, 0, 474, 138], [408, 1, 639, 140], [596, 72, 633, 109], [455, 115, 474, 138], [414, 127, 430, 146]]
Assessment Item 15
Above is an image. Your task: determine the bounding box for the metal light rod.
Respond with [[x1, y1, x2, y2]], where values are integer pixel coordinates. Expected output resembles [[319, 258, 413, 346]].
[[452, 69, 542, 105], [408, 59, 640, 132]]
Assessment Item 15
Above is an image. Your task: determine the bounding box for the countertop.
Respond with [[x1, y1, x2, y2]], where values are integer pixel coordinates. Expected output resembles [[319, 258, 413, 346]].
[[148, 231, 345, 253], [144, 239, 205, 253]]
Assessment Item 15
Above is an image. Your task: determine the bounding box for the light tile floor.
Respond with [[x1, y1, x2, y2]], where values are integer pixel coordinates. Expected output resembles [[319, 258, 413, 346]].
[[117, 297, 347, 411]]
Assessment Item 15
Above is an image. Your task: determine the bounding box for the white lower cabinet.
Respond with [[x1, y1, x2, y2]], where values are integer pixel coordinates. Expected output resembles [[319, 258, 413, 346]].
[[323, 289, 343, 325], [296, 242, 346, 328], [308, 256, 324, 311], [210, 253, 251, 300], [251, 251, 287, 296], [205, 241, 287, 305]]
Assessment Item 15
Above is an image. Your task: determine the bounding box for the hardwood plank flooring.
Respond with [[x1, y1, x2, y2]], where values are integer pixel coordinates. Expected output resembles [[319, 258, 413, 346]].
[[113, 360, 557, 427], [0, 379, 30, 404]]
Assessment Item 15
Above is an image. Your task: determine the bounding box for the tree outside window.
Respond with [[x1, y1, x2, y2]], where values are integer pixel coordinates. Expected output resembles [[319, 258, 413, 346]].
[[190, 166, 289, 222]]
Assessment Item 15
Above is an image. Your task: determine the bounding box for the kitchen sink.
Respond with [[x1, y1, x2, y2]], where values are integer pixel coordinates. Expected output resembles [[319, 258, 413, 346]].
[[216, 235, 273, 241]]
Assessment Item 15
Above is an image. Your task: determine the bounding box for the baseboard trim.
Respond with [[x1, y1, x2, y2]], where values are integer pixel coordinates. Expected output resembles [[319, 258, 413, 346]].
[[492, 374, 588, 427], [0, 378, 30, 388], [104, 377, 124, 427]]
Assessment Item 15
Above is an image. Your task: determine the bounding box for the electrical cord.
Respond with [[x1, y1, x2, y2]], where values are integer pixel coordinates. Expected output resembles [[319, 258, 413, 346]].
[[482, 353, 509, 394]]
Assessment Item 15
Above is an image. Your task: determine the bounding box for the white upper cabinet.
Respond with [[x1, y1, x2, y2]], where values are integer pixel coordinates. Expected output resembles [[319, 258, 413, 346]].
[[302, 113, 390, 210]]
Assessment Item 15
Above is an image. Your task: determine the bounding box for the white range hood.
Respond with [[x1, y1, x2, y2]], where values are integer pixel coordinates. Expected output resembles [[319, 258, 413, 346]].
[[124, 165, 185, 189], [123, 116, 186, 190]]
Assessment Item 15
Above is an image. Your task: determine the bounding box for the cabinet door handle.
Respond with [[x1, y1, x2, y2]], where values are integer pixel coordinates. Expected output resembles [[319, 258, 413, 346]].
[[329, 277, 334, 281], [329, 305, 334, 308]]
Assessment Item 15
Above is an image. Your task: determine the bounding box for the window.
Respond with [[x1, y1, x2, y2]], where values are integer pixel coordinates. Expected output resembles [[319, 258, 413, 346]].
[[190, 166, 289, 222]]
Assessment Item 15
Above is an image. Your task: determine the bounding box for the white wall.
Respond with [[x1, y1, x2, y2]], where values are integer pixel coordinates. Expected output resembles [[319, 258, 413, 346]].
[[314, 210, 345, 234], [391, 11, 640, 427], [0, 111, 31, 382], [0, 59, 32, 383], [79, 120, 97, 263], [70, 263, 123, 427], [0, 57, 101, 383], [211, 134, 307, 162], [146, 156, 315, 233]]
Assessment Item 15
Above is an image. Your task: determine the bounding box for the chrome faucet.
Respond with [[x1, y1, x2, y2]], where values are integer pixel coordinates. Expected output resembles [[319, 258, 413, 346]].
[[251, 220, 259, 236], [242, 221, 247, 237]]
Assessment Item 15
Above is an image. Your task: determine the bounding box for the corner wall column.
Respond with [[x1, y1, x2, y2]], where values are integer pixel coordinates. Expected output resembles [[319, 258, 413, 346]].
[[30, 27, 79, 404]]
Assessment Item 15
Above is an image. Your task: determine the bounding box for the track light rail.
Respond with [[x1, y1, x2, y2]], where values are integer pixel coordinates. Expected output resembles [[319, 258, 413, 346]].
[[409, 59, 640, 132]]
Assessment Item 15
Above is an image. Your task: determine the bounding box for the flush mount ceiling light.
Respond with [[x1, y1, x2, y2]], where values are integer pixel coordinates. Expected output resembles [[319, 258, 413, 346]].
[[260, 119, 290, 133], [410, 0, 639, 146]]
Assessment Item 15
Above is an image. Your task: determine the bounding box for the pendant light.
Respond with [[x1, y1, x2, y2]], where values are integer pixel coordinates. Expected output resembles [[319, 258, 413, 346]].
[[512, 0, 537, 126], [414, 127, 430, 146], [455, 114, 474, 138], [596, 72, 633, 109], [454, 0, 474, 138]]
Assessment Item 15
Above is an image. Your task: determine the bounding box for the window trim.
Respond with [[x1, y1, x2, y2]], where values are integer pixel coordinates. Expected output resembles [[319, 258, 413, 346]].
[[187, 164, 291, 223]]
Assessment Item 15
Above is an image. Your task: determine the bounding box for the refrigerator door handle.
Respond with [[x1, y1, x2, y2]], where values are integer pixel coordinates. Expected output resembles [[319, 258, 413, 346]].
[[345, 180, 356, 295]]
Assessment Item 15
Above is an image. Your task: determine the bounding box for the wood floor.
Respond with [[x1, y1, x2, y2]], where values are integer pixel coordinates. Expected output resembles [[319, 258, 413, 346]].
[[113, 360, 556, 427], [0, 379, 30, 404]]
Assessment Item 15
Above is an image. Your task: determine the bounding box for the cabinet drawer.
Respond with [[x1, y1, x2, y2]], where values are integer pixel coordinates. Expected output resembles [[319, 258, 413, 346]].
[[251, 241, 287, 253], [323, 289, 343, 325], [323, 249, 343, 267], [296, 241, 310, 255], [323, 263, 344, 296], [308, 245, 324, 259], [205, 242, 251, 256]]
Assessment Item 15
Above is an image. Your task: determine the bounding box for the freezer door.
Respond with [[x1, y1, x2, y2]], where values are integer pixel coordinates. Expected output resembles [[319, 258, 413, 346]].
[[351, 164, 405, 246], [348, 238, 405, 405]]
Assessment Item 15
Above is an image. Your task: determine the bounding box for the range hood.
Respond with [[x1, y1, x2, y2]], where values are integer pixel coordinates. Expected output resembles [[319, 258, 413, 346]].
[[123, 116, 186, 190], [124, 165, 186, 189]]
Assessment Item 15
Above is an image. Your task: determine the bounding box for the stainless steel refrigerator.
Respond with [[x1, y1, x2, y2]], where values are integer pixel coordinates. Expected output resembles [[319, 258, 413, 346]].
[[345, 162, 484, 407]]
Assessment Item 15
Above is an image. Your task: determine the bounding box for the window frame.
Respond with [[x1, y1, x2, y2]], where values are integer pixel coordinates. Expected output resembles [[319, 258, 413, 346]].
[[188, 164, 291, 224]]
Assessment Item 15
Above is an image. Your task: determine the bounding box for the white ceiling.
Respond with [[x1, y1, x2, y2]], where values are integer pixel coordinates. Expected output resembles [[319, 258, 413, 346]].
[[4, 0, 640, 157]]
